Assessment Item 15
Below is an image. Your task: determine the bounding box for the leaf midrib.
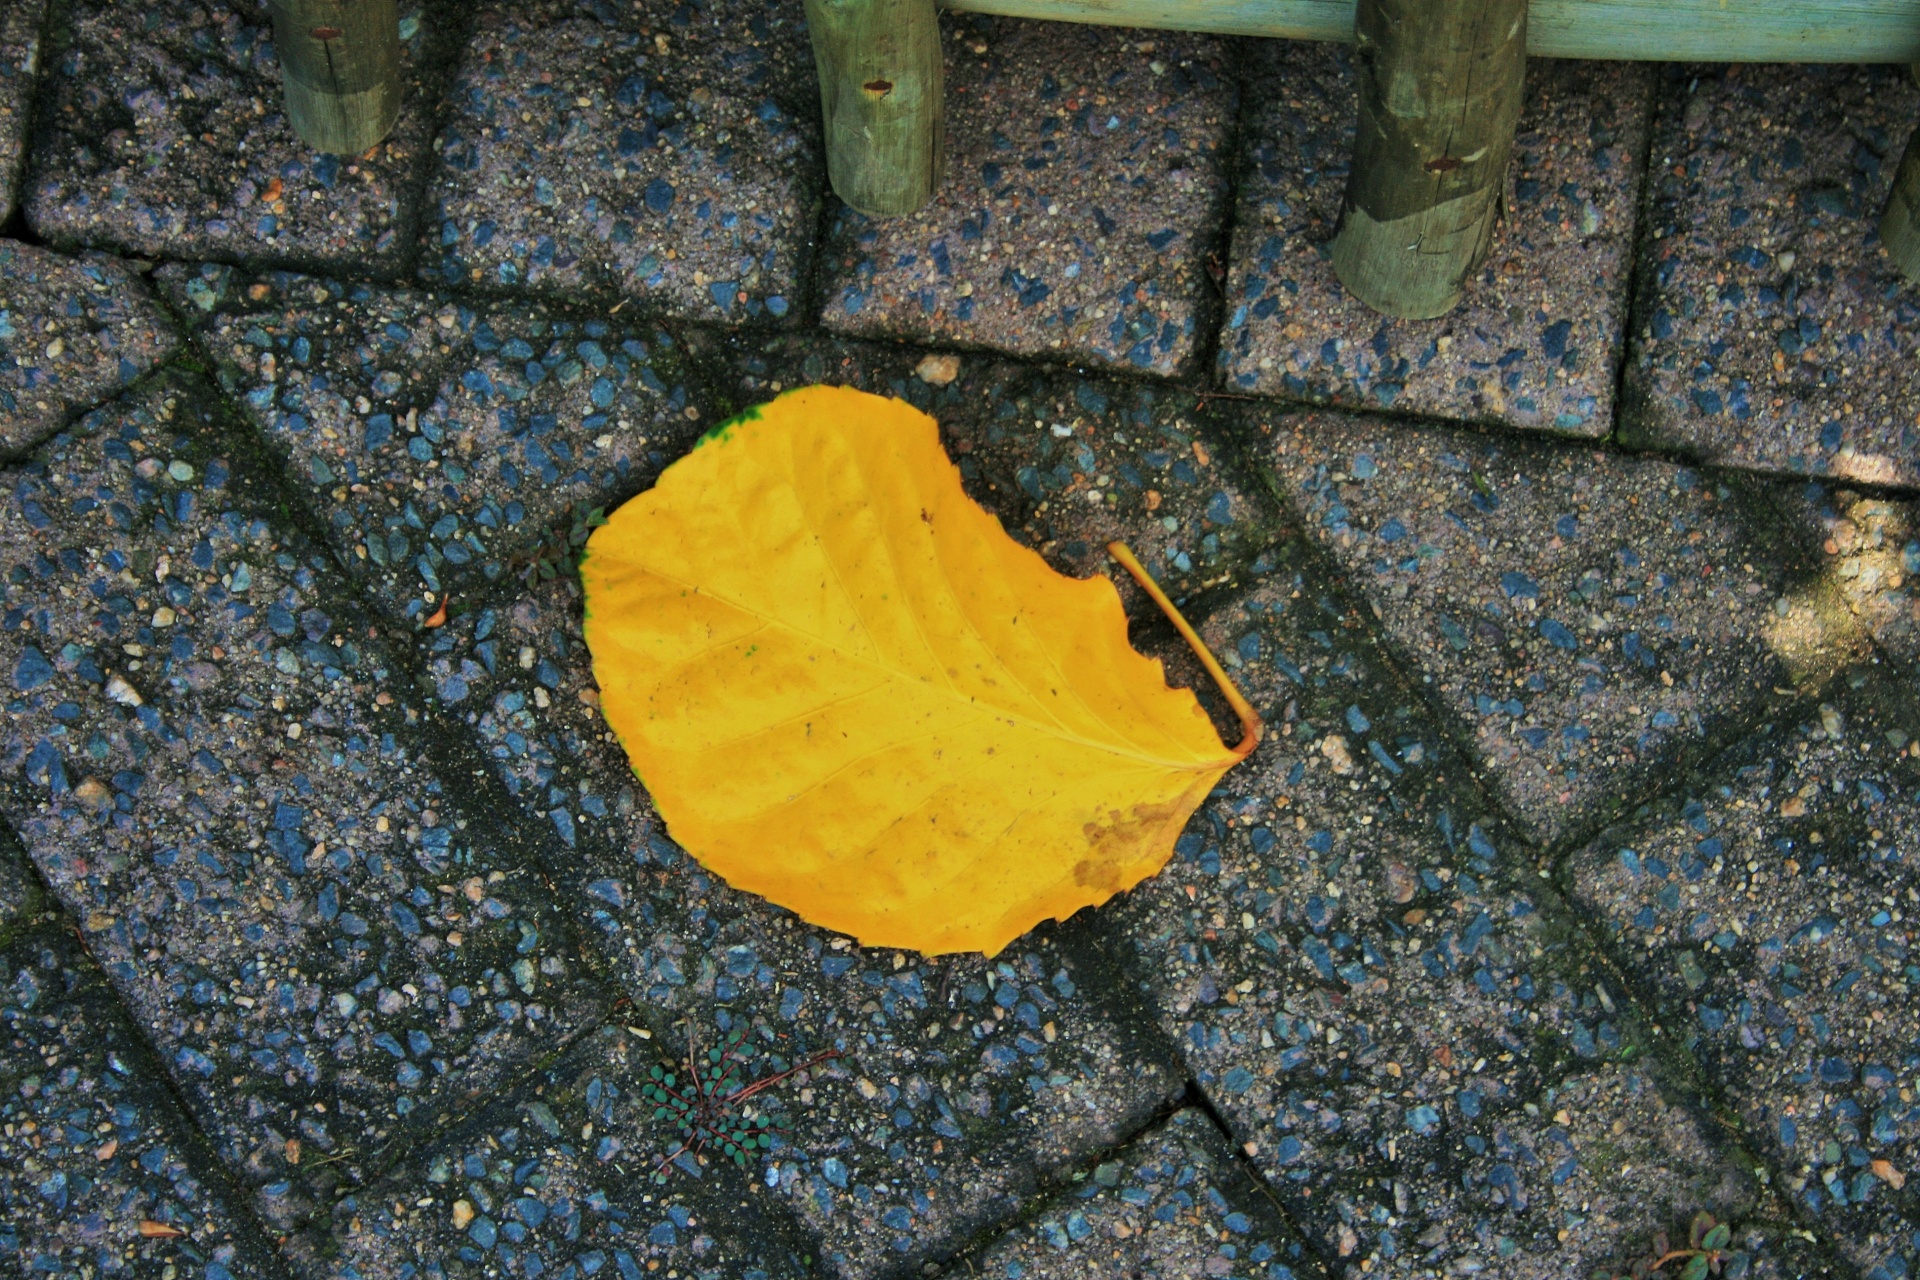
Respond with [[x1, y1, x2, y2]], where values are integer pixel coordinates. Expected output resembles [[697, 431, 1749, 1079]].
[[610, 560, 1236, 773]]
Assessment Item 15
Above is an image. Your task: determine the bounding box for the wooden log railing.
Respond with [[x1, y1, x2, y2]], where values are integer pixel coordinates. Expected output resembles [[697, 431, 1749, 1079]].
[[939, 0, 1920, 64]]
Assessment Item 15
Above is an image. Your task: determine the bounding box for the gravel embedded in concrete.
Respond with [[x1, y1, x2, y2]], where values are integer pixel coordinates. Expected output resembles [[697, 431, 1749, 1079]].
[[0, 371, 602, 1232], [1105, 548, 1768, 1279], [1624, 63, 1920, 488], [950, 1108, 1328, 1280], [816, 15, 1236, 379], [1, 922, 293, 1279], [1566, 665, 1920, 1280], [28, 0, 448, 272], [0, 243, 180, 454], [1244, 408, 1866, 847], [160, 264, 714, 623], [422, 0, 820, 325], [311, 1024, 816, 1280], [1218, 44, 1651, 438]]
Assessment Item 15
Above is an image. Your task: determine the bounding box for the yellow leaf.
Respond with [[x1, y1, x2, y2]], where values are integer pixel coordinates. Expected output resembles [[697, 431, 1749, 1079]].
[[582, 386, 1257, 956]]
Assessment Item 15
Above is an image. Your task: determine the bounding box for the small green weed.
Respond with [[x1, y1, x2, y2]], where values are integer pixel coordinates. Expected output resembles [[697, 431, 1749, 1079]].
[[1594, 1212, 1749, 1280], [510, 504, 608, 587], [642, 1022, 840, 1181]]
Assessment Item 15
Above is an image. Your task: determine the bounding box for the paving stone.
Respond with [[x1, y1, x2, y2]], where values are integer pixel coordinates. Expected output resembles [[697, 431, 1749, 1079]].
[[0, 371, 603, 1233], [947, 1107, 1326, 1280], [159, 263, 715, 624], [27, 0, 453, 273], [1567, 664, 1920, 1279], [1790, 482, 1920, 670], [310, 1023, 816, 1280], [419, 569, 1185, 1278], [706, 333, 1282, 604], [1244, 409, 1869, 849], [1, 922, 293, 1279], [0, 242, 180, 454], [1624, 63, 1920, 489], [1101, 543, 1767, 1278], [0, 0, 46, 221], [1217, 44, 1651, 438], [421, 0, 820, 326], [816, 15, 1236, 379]]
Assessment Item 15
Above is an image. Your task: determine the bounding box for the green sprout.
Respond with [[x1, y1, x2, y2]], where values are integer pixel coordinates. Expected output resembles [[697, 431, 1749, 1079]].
[[642, 1023, 840, 1182]]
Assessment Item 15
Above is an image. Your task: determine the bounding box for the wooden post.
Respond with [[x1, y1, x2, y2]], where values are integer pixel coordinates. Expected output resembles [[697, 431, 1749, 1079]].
[[268, 0, 402, 155], [805, 0, 946, 217], [1330, 0, 1526, 319], [1882, 75, 1920, 284]]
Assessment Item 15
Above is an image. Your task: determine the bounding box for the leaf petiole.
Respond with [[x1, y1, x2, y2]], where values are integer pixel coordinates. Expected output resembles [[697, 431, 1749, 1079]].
[[1106, 542, 1263, 759]]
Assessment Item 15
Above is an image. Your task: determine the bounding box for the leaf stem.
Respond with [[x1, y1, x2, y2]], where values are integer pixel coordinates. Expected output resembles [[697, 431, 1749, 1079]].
[[1106, 542, 1262, 759]]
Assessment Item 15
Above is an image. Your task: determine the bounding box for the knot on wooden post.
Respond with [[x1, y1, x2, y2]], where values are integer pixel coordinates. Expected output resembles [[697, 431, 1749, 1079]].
[[807, 0, 946, 218]]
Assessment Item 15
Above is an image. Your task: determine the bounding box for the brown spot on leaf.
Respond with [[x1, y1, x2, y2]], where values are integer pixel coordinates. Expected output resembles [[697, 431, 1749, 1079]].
[[862, 78, 894, 97], [1076, 799, 1186, 892], [309, 25, 343, 40], [1423, 155, 1462, 173]]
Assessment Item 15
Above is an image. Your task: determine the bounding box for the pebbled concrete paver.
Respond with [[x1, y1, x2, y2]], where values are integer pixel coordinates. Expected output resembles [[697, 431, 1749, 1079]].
[[1624, 64, 1920, 489], [161, 264, 714, 624], [2, 922, 294, 1279], [313, 1023, 817, 1280], [0, 0, 44, 222], [1567, 664, 1920, 1280], [1102, 541, 1768, 1280], [816, 16, 1236, 380], [27, 0, 451, 274], [1244, 409, 1867, 848], [1218, 44, 1651, 438], [949, 1107, 1328, 1280], [422, 0, 820, 327], [0, 242, 179, 454], [0, 371, 603, 1233]]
